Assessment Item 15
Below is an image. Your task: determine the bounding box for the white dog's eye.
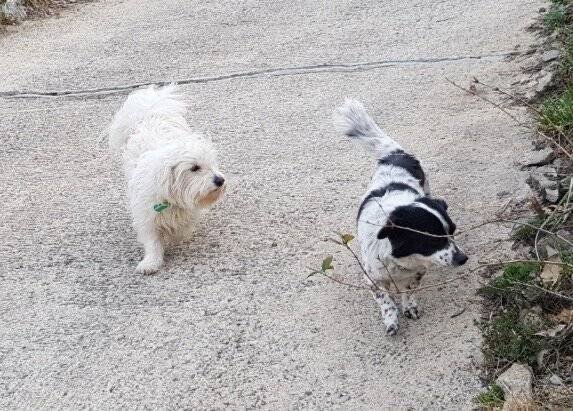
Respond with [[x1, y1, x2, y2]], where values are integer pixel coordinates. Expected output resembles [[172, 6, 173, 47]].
[[190, 165, 201, 172]]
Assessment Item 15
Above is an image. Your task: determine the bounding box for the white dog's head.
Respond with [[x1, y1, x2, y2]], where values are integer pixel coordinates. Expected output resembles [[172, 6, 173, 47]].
[[158, 140, 226, 209]]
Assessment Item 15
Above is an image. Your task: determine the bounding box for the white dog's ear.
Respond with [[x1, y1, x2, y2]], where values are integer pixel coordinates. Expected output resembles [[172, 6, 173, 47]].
[[166, 164, 181, 199]]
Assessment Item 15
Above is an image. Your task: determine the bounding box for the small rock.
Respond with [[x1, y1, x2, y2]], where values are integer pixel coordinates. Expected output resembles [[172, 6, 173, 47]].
[[553, 157, 568, 172], [535, 165, 558, 180], [536, 236, 572, 257], [536, 71, 554, 94], [546, 61, 560, 72], [524, 90, 537, 103], [503, 398, 536, 411], [496, 363, 534, 403], [528, 165, 558, 183], [528, 164, 561, 202], [520, 147, 555, 167], [0, 0, 26, 24], [513, 184, 535, 205], [541, 50, 561, 63], [520, 56, 541, 72], [545, 187, 560, 203], [519, 76, 531, 85], [550, 374, 563, 385], [560, 176, 572, 191], [539, 7, 546, 12]]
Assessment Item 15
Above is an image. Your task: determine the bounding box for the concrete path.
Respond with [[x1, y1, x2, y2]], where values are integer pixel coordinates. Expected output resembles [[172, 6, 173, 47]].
[[0, 0, 543, 408]]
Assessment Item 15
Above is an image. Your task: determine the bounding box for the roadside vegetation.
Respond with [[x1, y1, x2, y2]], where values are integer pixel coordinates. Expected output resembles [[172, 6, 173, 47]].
[[476, 1, 573, 409], [0, 0, 79, 26]]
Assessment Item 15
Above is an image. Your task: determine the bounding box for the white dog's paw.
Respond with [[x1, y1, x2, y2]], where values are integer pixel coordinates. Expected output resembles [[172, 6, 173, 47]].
[[135, 258, 163, 275]]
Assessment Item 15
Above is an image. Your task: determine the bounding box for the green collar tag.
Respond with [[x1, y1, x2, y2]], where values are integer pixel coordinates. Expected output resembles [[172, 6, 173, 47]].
[[153, 201, 171, 213]]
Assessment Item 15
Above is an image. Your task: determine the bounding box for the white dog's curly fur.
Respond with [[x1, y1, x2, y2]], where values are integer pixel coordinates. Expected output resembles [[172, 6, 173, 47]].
[[109, 84, 226, 274]]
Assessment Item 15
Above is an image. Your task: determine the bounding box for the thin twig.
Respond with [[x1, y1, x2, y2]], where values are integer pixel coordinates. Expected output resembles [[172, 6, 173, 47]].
[[378, 257, 402, 293], [311, 251, 573, 297], [407, 259, 573, 295], [474, 259, 573, 269], [473, 77, 573, 148], [446, 78, 526, 126], [330, 235, 384, 293], [513, 281, 573, 303], [535, 194, 566, 261], [307, 269, 369, 291], [359, 216, 573, 247], [450, 307, 467, 318], [447, 78, 573, 159]]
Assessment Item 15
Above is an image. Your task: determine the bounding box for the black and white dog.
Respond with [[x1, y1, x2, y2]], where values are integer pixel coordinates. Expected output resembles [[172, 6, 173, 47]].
[[334, 99, 468, 335]]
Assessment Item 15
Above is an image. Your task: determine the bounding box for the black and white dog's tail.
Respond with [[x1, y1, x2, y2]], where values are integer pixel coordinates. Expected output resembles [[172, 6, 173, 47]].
[[334, 99, 402, 159]]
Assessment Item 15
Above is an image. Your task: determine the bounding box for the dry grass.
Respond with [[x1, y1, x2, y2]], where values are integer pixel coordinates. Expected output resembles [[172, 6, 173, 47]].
[[0, 0, 77, 26]]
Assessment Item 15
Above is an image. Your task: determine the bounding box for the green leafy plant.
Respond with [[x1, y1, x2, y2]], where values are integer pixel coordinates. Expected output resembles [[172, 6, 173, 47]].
[[511, 217, 545, 242], [479, 262, 540, 303], [482, 308, 545, 366], [476, 384, 505, 408], [545, 6, 567, 30], [541, 84, 573, 138]]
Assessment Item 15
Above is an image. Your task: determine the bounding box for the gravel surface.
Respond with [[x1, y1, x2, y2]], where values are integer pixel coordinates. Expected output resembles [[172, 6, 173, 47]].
[[0, 0, 545, 408]]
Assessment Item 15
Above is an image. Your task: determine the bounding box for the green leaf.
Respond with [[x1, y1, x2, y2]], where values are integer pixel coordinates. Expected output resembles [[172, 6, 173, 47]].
[[153, 201, 171, 213], [341, 234, 355, 244], [321, 255, 334, 271]]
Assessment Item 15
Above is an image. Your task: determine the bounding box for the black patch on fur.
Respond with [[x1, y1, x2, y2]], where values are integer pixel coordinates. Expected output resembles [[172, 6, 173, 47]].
[[415, 197, 456, 234], [357, 183, 419, 220], [378, 150, 425, 186], [377, 204, 449, 258]]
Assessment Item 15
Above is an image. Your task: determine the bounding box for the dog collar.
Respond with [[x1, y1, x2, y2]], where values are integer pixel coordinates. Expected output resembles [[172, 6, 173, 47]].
[[153, 201, 171, 213]]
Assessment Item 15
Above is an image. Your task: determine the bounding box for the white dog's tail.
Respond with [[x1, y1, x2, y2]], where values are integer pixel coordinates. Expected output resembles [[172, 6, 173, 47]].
[[108, 83, 186, 151], [333, 99, 401, 158]]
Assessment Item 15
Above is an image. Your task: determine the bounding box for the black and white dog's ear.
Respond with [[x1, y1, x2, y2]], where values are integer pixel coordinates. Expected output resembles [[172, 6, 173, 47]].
[[434, 198, 448, 210], [377, 208, 408, 239], [377, 225, 392, 239]]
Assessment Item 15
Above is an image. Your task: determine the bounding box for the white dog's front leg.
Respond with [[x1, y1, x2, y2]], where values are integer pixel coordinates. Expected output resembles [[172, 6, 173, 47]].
[[135, 228, 165, 275]]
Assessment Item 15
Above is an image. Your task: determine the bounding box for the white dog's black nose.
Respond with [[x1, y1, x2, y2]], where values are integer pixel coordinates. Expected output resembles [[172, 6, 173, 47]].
[[213, 176, 225, 187]]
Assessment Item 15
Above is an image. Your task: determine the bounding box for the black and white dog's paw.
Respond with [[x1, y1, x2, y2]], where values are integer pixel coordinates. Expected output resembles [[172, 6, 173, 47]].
[[384, 322, 399, 336], [403, 305, 421, 320]]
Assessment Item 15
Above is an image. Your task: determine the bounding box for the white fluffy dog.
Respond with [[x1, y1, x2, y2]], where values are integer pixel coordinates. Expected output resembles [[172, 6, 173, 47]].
[[109, 84, 226, 274]]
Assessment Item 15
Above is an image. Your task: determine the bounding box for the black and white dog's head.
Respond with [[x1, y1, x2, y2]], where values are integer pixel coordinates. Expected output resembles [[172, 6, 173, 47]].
[[377, 196, 467, 269]]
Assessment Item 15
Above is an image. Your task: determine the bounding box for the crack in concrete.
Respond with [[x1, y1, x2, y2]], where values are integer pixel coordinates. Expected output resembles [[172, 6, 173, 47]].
[[0, 52, 512, 99]]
